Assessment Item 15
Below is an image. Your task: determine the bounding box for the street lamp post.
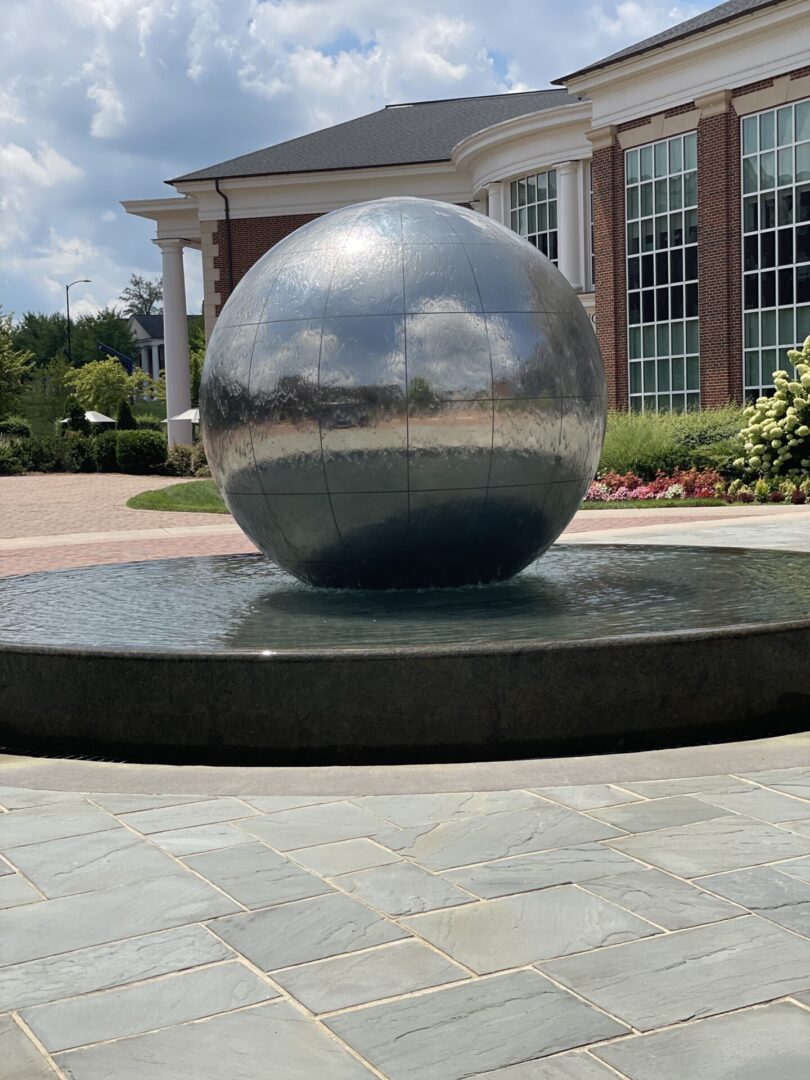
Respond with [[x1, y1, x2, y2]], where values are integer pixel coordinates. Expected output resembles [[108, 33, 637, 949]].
[[65, 279, 91, 364]]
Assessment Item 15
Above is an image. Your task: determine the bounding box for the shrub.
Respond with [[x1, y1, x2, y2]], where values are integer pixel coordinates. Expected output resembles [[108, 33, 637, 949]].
[[62, 432, 96, 473], [116, 399, 138, 430], [25, 435, 68, 472], [191, 441, 207, 473], [93, 430, 119, 472], [734, 336, 810, 479], [0, 437, 24, 475], [162, 444, 194, 476], [600, 406, 745, 479], [116, 429, 167, 474], [63, 401, 91, 434], [135, 414, 165, 431], [0, 415, 31, 438], [194, 464, 211, 478]]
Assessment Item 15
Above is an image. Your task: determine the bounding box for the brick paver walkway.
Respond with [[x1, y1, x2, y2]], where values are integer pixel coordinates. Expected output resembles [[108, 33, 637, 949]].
[[1, 770, 809, 1078], [2, 473, 808, 577]]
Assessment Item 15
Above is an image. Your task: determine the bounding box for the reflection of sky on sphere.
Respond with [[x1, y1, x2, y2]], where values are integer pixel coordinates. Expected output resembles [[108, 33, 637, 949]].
[[200, 197, 606, 589]]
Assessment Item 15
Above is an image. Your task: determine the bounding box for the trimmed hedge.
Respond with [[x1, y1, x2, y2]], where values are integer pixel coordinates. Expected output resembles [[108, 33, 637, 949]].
[[599, 406, 745, 479], [115, 430, 167, 474], [93, 430, 119, 472], [0, 415, 31, 438]]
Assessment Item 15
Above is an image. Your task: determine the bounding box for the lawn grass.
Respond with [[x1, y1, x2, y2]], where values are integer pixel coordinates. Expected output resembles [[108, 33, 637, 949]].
[[581, 497, 731, 509], [127, 479, 227, 514], [127, 480, 734, 517]]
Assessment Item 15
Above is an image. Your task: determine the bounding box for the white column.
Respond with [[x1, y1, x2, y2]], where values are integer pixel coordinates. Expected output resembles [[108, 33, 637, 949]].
[[555, 161, 582, 291], [153, 238, 192, 446], [486, 182, 504, 225], [140, 347, 150, 373], [150, 344, 161, 382]]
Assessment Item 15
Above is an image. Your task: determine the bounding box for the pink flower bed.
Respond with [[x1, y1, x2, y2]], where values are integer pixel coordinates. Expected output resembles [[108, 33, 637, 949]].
[[585, 469, 724, 503]]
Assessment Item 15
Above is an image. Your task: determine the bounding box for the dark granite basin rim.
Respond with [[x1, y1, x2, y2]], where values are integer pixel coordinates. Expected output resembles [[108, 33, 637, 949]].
[[0, 613, 810, 660], [1, 618, 809, 764]]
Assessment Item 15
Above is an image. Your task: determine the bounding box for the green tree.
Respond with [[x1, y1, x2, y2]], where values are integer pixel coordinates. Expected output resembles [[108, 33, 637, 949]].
[[127, 366, 154, 403], [70, 308, 137, 368], [65, 357, 130, 417], [116, 399, 137, 429], [11, 311, 67, 367], [119, 274, 163, 317], [188, 321, 206, 408], [0, 309, 34, 417]]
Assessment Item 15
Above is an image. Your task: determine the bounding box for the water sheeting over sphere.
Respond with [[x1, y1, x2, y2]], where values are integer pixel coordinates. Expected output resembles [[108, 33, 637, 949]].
[[201, 197, 606, 588]]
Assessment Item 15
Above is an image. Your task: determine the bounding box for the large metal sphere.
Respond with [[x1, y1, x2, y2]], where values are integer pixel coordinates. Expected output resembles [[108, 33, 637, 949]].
[[201, 197, 606, 589]]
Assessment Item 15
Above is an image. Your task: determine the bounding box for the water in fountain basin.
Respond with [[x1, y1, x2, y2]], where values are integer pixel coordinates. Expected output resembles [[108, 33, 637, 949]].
[[1, 545, 808, 653]]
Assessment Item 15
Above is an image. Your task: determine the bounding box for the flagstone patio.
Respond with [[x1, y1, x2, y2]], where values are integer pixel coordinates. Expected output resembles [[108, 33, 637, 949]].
[[2, 762, 810, 1079]]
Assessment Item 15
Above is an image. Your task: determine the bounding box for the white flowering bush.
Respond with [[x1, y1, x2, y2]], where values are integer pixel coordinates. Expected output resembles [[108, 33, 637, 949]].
[[734, 336, 810, 479]]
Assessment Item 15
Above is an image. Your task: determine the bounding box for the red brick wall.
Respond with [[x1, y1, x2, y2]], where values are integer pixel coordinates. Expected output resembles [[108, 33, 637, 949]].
[[591, 142, 627, 410], [213, 213, 322, 313], [697, 107, 741, 406]]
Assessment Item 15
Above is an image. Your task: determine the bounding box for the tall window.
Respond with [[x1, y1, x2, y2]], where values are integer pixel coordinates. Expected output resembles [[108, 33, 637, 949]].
[[742, 100, 810, 400], [589, 163, 596, 290], [509, 170, 558, 262], [626, 133, 699, 412]]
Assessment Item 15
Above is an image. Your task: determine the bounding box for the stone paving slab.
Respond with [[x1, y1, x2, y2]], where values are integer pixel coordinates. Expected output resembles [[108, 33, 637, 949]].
[[541, 916, 810, 1030], [272, 939, 468, 1014], [587, 795, 732, 833], [336, 860, 475, 916], [325, 970, 628, 1080], [695, 865, 810, 937], [0, 778, 810, 1077], [402, 886, 657, 974], [0, 925, 231, 1012], [184, 841, 334, 908], [208, 891, 408, 970], [0, 1014, 54, 1080], [8, 827, 179, 897], [473, 1055, 617, 1078], [581, 867, 744, 930], [0, 871, 240, 966], [605, 815, 810, 877], [593, 1001, 810, 1080], [22, 960, 277, 1051], [442, 842, 643, 899], [55, 1001, 375, 1080]]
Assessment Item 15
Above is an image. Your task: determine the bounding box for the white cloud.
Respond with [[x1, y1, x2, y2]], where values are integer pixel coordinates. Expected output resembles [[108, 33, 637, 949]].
[[0, 141, 83, 188], [80, 46, 126, 137], [0, 0, 719, 317]]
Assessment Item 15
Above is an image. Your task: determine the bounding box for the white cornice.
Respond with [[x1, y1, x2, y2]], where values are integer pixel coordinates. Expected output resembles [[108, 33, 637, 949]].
[[172, 161, 461, 197], [451, 101, 593, 173], [562, 0, 810, 127], [451, 102, 593, 194], [174, 164, 473, 221], [121, 197, 201, 241]]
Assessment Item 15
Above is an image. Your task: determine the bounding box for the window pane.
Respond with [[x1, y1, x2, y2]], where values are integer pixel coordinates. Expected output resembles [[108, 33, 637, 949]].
[[777, 107, 793, 147], [626, 135, 699, 411], [742, 116, 758, 155]]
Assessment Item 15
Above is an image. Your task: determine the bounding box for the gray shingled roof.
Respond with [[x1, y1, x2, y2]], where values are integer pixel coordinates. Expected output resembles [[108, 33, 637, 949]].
[[129, 314, 197, 339], [556, 0, 785, 83], [170, 90, 576, 183]]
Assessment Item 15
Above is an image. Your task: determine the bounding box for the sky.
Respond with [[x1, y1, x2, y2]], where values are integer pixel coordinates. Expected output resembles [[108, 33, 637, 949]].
[[0, 0, 710, 320]]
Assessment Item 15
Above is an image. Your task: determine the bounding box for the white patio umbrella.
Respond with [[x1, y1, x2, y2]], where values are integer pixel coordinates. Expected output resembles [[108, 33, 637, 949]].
[[60, 410, 115, 424], [162, 408, 200, 424]]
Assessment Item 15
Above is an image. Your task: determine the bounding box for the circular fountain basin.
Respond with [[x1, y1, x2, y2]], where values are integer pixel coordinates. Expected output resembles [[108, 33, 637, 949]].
[[0, 544, 808, 762]]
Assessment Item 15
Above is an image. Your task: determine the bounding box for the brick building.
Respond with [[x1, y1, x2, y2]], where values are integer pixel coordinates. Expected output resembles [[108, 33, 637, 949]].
[[124, 0, 810, 443]]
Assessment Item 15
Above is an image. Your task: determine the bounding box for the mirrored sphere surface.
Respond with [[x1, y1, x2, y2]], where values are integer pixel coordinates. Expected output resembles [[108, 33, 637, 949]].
[[201, 197, 607, 588]]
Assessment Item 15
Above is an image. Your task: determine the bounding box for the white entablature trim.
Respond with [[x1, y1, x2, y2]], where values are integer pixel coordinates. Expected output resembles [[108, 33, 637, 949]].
[[173, 162, 474, 221], [452, 102, 593, 194], [120, 198, 201, 246], [562, 0, 810, 128]]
